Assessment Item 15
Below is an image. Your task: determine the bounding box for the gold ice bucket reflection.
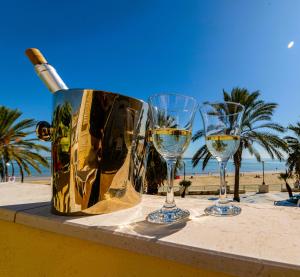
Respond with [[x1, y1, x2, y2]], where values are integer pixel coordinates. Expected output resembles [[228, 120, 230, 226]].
[[36, 89, 148, 215]]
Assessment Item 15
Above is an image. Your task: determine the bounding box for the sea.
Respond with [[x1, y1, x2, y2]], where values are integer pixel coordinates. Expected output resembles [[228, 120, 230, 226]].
[[178, 158, 286, 175], [6, 157, 287, 178]]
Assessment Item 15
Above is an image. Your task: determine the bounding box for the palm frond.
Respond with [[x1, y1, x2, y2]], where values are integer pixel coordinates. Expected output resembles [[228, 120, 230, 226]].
[[192, 130, 205, 142], [245, 143, 261, 162], [250, 123, 285, 132], [0, 106, 50, 181], [192, 145, 209, 167]]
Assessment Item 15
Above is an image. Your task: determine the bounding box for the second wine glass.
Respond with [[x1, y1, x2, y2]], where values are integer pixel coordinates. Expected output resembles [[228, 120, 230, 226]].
[[147, 93, 197, 224], [200, 102, 244, 216]]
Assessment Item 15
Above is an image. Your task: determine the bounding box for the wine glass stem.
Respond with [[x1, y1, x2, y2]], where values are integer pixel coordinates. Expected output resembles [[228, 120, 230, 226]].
[[218, 161, 228, 204], [164, 159, 176, 209]]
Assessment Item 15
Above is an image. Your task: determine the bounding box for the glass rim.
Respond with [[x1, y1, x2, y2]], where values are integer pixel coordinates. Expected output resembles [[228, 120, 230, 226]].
[[148, 93, 197, 105], [200, 101, 245, 116]]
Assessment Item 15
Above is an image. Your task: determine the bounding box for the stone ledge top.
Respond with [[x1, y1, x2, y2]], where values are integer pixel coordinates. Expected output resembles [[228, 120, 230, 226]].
[[0, 182, 299, 277]]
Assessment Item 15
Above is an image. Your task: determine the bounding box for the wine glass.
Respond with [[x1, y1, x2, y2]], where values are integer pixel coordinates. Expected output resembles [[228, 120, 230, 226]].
[[200, 102, 244, 216], [147, 93, 198, 224]]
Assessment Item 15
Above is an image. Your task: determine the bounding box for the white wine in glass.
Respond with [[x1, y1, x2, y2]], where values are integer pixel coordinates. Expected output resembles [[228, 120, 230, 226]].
[[152, 128, 192, 159], [206, 135, 240, 161]]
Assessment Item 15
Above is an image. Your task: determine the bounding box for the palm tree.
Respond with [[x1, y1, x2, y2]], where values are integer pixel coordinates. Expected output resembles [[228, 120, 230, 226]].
[[285, 123, 300, 186], [0, 106, 50, 182], [145, 145, 182, 194], [192, 88, 287, 201], [145, 143, 167, 194]]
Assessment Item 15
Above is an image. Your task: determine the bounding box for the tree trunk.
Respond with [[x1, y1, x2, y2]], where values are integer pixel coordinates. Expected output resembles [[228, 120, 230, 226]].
[[147, 182, 158, 194], [285, 181, 293, 198], [4, 162, 8, 182], [11, 162, 15, 176], [233, 150, 242, 202], [20, 166, 24, 183], [233, 160, 240, 202], [16, 161, 24, 183], [0, 159, 4, 182], [181, 187, 186, 198]]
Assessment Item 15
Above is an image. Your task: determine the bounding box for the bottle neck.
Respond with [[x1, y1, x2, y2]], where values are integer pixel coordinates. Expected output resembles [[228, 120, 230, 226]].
[[34, 64, 68, 93]]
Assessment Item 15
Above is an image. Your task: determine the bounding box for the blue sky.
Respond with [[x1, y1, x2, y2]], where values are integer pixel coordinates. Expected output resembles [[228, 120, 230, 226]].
[[1, 0, 300, 158]]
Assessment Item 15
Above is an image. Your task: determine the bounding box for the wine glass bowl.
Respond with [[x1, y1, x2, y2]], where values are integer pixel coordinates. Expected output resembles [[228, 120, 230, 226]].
[[200, 102, 244, 216], [147, 93, 197, 224]]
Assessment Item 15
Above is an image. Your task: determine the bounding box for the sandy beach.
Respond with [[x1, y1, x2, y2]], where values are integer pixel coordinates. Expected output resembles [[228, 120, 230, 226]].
[[15, 176, 51, 185], [16, 171, 297, 193], [171, 171, 298, 193]]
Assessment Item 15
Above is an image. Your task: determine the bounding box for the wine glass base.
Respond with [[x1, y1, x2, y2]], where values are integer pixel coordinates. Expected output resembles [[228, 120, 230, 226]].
[[147, 207, 190, 224], [204, 204, 241, 217]]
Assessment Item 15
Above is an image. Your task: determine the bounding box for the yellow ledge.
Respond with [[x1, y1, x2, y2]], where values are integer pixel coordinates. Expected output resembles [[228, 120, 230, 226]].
[[0, 183, 300, 277], [0, 220, 230, 277]]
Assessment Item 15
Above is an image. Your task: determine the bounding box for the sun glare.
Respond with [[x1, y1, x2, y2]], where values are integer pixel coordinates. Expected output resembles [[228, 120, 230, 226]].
[[287, 41, 294, 48]]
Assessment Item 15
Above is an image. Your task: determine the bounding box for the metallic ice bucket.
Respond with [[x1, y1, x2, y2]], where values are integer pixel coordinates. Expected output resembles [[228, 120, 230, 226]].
[[37, 89, 148, 215]]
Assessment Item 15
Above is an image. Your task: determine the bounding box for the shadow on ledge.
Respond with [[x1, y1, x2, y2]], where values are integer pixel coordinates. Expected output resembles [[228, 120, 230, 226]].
[[101, 219, 188, 240], [0, 201, 51, 212], [131, 219, 188, 240]]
